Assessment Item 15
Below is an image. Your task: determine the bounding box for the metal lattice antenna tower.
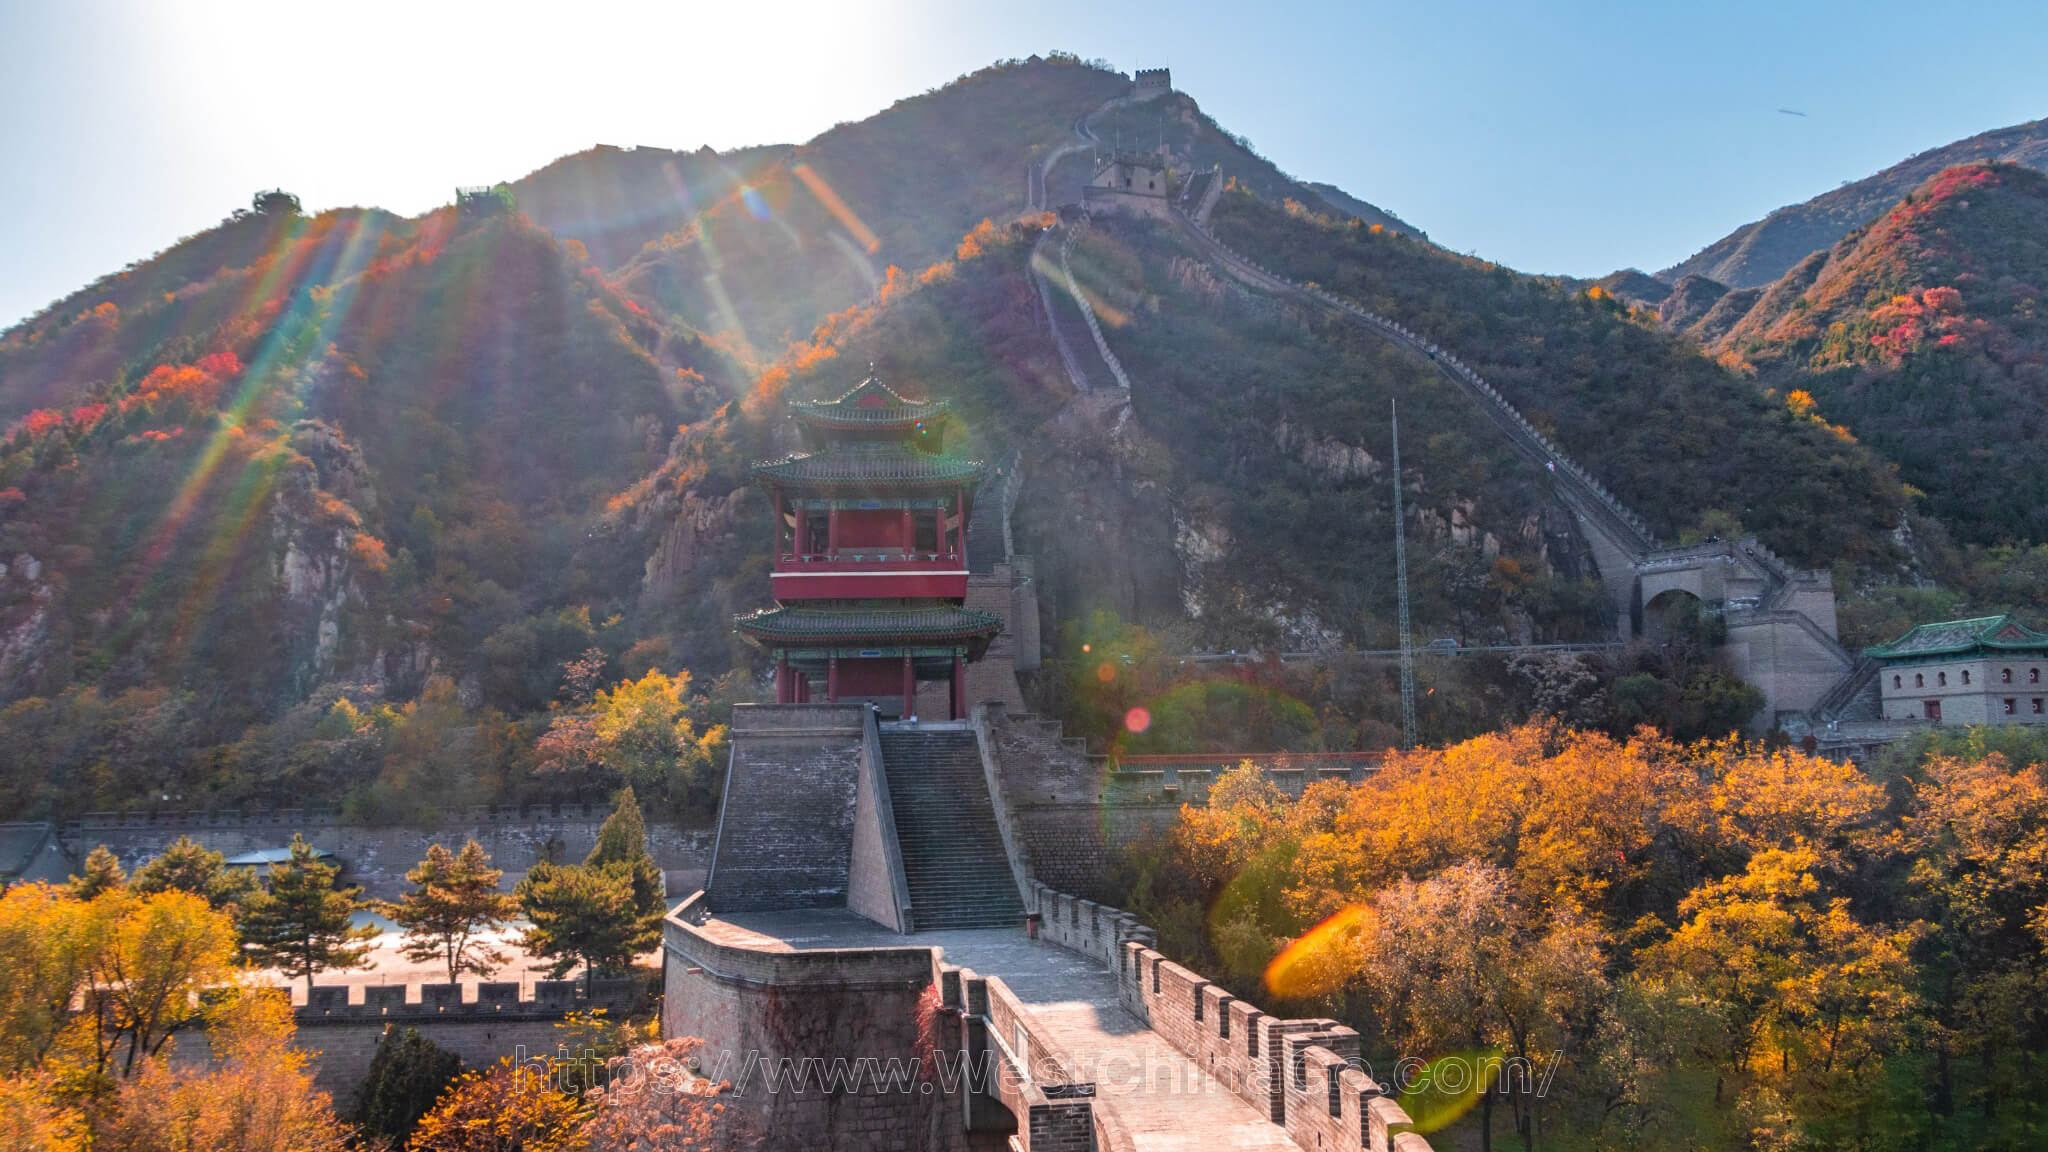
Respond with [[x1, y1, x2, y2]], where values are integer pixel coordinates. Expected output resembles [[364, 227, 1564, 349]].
[[1391, 399, 1417, 750]]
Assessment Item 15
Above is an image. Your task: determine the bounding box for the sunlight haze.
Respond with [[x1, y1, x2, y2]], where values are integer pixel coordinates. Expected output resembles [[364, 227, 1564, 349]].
[[4, 0, 2045, 327]]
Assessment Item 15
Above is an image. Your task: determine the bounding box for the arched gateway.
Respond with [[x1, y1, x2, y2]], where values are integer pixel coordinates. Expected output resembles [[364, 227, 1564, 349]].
[[735, 373, 1002, 719]]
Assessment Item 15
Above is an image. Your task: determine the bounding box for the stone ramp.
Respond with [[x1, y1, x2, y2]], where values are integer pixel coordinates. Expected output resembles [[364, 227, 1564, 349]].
[[878, 727, 1025, 931], [704, 706, 866, 913]]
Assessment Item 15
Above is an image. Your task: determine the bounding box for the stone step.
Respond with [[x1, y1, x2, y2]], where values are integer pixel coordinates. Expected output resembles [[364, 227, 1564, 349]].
[[878, 730, 1025, 932]]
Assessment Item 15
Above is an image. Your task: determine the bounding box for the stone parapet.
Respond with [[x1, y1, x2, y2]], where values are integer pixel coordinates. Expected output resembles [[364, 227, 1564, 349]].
[[1029, 881, 1434, 1152]]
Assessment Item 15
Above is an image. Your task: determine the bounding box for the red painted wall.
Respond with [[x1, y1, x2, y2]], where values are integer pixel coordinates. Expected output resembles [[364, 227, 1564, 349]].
[[772, 572, 967, 600], [836, 509, 908, 550], [836, 657, 907, 697]]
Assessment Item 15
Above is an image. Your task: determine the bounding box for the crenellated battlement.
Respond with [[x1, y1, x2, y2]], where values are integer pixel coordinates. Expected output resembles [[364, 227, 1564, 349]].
[[1029, 881, 1435, 1152], [288, 978, 643, 1023]]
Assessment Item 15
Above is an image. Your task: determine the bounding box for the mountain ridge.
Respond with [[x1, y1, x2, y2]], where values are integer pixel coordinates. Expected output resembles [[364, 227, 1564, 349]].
[[1659, 116, 2048, 289]]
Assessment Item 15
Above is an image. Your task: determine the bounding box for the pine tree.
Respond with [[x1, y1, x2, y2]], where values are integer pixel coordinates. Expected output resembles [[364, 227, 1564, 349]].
[[238, 835, 377, 992], [586, 786, 667, 956], [393, 840, 515, 983], [353, 1025, 462, 1145], [131, 835, 257, 912], [515, 861, 637, 992], [68, 845, 126, 899]]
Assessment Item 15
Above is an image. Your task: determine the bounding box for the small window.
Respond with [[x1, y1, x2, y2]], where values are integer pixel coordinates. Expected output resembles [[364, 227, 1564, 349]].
[[1925, 700, 1942, 721], [2004, 668, 2014, 683], [1915, 673, 1925, 688], [2034, 698, 2044, 715], [1893, 675, 1902, 689], [2032, 668, 2040, 684], [1938, 671, 1948, 686], [2004, 699, 2017, 715], [1963, 670, 1972, 685]]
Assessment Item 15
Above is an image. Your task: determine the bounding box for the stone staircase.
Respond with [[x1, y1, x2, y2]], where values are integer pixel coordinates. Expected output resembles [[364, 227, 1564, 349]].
[[878, 728, 1025, 931]]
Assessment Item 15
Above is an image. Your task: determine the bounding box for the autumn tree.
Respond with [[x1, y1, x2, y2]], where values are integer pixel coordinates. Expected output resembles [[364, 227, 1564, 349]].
[[94, 986, 350, 1152], [0, 1074, 86, 1152], [238, 835, 376, 992], [1355, 863, 1608, 1152], [537, 669, 727, 818], [393, 840, 515, 983], [410, 1057, 588, 1152], [1902, 752, 2048, 1138], [580, 1038, 760, 1151], [0, 883, 105, 1074], [1637, 847, 1920, 1137], [83, 889, 243, 1077]]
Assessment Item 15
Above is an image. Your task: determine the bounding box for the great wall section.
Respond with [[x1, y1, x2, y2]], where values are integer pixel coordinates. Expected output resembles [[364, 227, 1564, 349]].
[[618, 78, 1903, 1145], [1020, 80, 1876, 734], [664, 702, 1421, 1151]]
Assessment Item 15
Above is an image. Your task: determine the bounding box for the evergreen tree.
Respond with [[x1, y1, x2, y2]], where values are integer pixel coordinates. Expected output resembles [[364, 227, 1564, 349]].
[[393, 840, 515, 983], [68, 846, 125, 899], [238, 835, 376, 992], [587, 786, 668, 945], [353, 1025, 462, 1145], [587, 786, 649, 869], [515, 861, 638, 992], [131, 835, 257, 912]]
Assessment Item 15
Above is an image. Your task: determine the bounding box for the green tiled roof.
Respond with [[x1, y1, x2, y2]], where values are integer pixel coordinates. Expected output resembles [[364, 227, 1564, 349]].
[[789, 374, 949, 426], [1867, 614, 2048, 660], [753, 443, 983, 487], [734, 605, 1002, 644]]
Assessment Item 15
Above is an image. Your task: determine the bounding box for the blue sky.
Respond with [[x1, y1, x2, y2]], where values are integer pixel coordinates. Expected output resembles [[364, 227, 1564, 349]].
[[3, 0, 2044, 328]]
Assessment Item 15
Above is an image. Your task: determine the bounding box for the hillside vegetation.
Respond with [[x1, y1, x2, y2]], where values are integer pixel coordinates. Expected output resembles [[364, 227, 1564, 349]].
[[508, 142, 792, 271], [1124, 724, 2048, 1152], [0, 202, 739, 819], [1700, 163, 2048, 549], [1661, 116, 2048, 288], [610, 56, 1133, 356], [1207, 191, 1909, 572]]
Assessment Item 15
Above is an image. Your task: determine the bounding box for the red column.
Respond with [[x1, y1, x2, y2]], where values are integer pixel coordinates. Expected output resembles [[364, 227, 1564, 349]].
[[793, 497, 807, 557], [954, 489, 965, 561], [827, 507, 839, 558], [776, 655, 791, 703], [951, 651, 965, 720], [773, 487, 784, 559], [826, 656, 839, 702], [902, 653, 915, 720]]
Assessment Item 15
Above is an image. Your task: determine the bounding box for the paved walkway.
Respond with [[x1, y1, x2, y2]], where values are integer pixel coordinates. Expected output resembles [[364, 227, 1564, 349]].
[[721, 911, 1298, 1151]]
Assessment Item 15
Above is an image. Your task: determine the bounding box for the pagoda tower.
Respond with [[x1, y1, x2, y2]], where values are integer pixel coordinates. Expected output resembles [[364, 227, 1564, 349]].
[[735, 372, 1002, 719]]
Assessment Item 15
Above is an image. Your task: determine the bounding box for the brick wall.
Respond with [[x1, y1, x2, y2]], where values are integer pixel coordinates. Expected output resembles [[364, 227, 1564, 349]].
[[965, 565, 1028, 713], [170, 979, 642, 1098], [1031, 883, 1431, 1152], [704, 705, 865, 912], [947, 966, 1096, 1151], [68, 811, 712, 901], [662, 893, 963, 1150]]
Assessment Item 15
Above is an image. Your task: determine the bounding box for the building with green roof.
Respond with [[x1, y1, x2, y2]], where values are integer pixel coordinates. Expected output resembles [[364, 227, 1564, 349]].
[[1868, 614, 2048, 725]]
